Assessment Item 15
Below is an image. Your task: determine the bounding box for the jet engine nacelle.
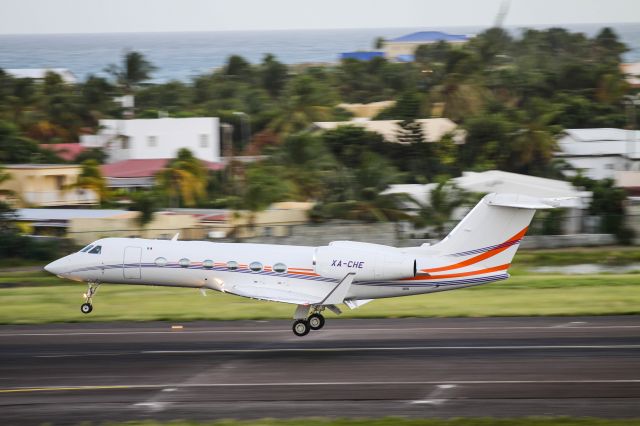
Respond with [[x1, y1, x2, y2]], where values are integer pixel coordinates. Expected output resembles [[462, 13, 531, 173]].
[[314, 241, 416, 281]]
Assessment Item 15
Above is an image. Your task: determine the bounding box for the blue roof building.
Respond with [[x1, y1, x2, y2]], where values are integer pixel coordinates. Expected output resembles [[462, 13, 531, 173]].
[[340, 51, 385, 61], [383, 31, 472, 62], [388, 31, 471, 43]]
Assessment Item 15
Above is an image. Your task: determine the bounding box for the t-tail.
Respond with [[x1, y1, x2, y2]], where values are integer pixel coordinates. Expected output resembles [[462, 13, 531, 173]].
[[421, 193, 570, 279]]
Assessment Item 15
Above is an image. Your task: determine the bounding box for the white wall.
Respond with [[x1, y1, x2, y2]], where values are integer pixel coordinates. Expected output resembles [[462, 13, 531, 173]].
[[562, 156, 633, 180], [87, 117, 220, 163]]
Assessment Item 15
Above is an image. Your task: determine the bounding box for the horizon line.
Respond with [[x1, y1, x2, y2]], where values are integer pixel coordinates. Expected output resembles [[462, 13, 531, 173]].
[[0, 21, 636, 37]]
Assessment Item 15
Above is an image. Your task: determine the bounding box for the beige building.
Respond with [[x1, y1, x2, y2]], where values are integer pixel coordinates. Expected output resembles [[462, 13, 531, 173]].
[[312, 118, 465, 143], [17, 209, 199, 245], [178, 202, 314, 240], [1, 164, 98, 207], [338, 101, 396, 119]]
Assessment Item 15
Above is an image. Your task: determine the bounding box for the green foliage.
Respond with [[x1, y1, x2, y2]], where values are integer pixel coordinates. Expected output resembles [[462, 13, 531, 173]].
[[156, 148, 208, 207], [73, 159, 108, 203], [129, 191, 159, 227], [413, 181, 471, 237], [105, 50, 157, 91]]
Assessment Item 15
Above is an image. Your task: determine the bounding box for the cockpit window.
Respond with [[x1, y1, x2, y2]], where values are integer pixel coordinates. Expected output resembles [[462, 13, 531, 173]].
[[80, 244, 94, 253], [88, 245, 102, 254]]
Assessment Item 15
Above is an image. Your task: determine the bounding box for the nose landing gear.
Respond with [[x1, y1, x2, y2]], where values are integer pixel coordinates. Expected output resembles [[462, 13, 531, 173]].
[[81, 282, 100, 314]]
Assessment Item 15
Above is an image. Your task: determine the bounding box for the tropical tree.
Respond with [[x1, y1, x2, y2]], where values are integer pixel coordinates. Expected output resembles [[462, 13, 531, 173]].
[[413, 181, 471, 238], [106, 50, 157, 92], [129, 190, 158, 227], [155, 148, 208, 207], [72, 159, 108, 203]]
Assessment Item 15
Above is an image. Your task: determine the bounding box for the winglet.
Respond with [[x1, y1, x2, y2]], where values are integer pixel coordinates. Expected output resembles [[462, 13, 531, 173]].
[[321, 273, 355, 305], [171, 233, 179, 241]]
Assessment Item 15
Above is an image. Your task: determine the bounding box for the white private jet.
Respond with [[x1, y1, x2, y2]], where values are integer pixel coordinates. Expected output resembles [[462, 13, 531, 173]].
[[44, 193, 565, 336]]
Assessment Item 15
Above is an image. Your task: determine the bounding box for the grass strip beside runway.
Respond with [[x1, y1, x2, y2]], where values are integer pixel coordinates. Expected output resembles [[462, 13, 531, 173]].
[[0, 273, 639, 324]]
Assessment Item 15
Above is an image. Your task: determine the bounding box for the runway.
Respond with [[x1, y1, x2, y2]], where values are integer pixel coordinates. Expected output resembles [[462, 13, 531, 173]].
[[1, 316, 640, 424]]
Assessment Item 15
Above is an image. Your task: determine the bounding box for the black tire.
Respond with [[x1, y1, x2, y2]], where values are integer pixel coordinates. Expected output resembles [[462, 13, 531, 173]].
[[292, 319, 310, 337], [81, 303, 93, 314], [308, 313, 325, 330]]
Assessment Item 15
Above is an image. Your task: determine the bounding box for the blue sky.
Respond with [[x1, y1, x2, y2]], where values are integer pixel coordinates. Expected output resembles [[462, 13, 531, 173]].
[[1, 0, 639, 34]]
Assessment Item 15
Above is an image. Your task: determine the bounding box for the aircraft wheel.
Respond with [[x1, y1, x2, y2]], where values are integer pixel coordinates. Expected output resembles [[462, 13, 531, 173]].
[[292, 319, 310, 337], [308, 313, 325, 330], [81, 303, 93, 314]]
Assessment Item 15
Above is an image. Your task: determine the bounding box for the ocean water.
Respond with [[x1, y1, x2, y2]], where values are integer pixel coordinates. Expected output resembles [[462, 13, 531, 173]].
[[0, 23, 639, 82]]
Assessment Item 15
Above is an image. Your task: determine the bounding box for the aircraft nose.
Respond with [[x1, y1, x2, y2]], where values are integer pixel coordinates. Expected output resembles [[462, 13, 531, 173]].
[[44, 259, 66, 275]]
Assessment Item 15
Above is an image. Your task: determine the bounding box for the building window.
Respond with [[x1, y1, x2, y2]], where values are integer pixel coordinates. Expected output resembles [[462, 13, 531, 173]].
[[227, 261, 238, 270], [121, 136, 130, 149], [249, 261, 263, 272], [200, 134, 209, 148], [203, 259, 214, 269], [273, 263, 287, 273], [147, 136, 157, 147], [179, 258, 190, 268], [155, 257, 167, 267]]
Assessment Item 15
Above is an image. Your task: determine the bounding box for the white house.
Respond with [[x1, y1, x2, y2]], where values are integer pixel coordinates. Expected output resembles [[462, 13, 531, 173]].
[[384, 170, 591, 234], [556, 128, 640, 180], [80, 117, 221, 164], [4, 68, 77, 84]]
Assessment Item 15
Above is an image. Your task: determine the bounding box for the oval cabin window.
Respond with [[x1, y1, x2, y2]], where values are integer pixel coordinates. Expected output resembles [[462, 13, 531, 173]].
[[155, 257, 167, 267], [203, 259, 214, 269], [227, 261, 238, 270], [249, 261, 263, 272], [179, 258, 190, 268], [273, 263, 287, 273]]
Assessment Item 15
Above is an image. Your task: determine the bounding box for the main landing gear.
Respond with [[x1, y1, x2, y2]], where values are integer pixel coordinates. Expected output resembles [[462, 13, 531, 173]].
[[292, 306, 326, 337], [81, 282, 100, 314]]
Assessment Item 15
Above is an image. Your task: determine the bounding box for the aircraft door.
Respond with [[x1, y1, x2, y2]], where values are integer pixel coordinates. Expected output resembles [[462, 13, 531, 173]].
[[123, 246, 142, 279]]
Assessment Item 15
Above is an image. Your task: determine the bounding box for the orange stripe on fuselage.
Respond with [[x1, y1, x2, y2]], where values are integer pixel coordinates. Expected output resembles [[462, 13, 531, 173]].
[[404, 263, 510, 281], [421, 227, 528, 273]]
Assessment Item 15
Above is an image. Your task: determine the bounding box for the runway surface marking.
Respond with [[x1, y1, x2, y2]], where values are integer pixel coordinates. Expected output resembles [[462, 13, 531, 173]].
[[143, 344, 640, 354], [2, 380, 640, 394], [3, 325, 640, 337]]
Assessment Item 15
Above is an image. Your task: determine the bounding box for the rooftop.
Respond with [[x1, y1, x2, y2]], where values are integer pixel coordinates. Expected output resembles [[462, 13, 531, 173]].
[[388, 31, 471, 43], [312, 118, 462, 143], [558, 128, 640, 158], [3, 164, 81, 169], [101, 158, 224, 179], [40, 143, 87, 161]]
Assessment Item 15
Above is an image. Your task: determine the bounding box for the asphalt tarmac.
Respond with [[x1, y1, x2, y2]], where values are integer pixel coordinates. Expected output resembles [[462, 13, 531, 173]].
[[1, 316, 640, 425]]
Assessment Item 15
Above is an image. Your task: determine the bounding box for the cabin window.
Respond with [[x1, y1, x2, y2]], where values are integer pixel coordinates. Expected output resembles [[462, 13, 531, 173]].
[[155, 257, 167, 267], [203, 259, 214, 269], [249, 261, 263, 272], [88, 245, 102, 254], [80, 244, 94, 253], [226, 261, 238, 270], [179, 258, 190, 268], [273, 262, 287, 273]]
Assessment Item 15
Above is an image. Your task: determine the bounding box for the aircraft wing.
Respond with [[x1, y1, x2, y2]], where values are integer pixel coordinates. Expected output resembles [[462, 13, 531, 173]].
[[227, 273, 356, 306], [228, 283, 325, 305]]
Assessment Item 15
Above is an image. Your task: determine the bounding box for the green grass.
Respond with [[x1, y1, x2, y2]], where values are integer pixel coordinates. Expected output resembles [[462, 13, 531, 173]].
[[0, 273, 639, 324], [97, 417, 640, 426]]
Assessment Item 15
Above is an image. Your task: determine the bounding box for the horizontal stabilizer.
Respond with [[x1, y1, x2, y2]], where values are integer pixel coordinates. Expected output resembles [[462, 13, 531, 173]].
[[485, 193, 576, 210]]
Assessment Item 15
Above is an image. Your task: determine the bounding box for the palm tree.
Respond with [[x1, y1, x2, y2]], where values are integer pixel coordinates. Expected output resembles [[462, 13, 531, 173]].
[[414, 181, 471, 238], [70, 160, 108, 204], [155, 149, 207, 207], [105, 50, 157, 93]]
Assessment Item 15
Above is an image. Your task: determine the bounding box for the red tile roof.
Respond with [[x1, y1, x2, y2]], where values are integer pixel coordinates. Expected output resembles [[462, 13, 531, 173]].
[[101, 158, 224, 178], [40, 143, 86, 161]]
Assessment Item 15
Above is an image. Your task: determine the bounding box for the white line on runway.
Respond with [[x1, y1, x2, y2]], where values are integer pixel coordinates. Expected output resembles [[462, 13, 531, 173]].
[[142, 344, 640, 354], [3, 325, 640, 337], [3, 379, 640, 394]]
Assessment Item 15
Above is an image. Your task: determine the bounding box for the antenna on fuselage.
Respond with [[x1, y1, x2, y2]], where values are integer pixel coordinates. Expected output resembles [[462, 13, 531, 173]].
[[171, 233, 179, 241]]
